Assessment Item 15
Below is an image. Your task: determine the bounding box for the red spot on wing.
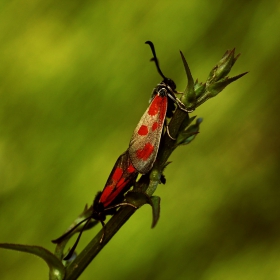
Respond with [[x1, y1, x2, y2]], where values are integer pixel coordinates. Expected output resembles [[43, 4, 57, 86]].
[[101, 177, 132, 207], [100, 185, 114, 203], [100, 174, 134, 207], [159, 104, 166, 122], [138, 125, 148, 136], [127, 164, 136, 173], [148, 96, 162, 116], [116, 177, 126, 188], [152, 122, 158, 131], [112, 167, 123, 181], [136, 143, 154, 161]]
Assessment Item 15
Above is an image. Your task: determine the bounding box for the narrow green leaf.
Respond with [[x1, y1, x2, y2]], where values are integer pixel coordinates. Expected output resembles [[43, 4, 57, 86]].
[[0, 243, 65, 280], [150, 196, 161, 228]]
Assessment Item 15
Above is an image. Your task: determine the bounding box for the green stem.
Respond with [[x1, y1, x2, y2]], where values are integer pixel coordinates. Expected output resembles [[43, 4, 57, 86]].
[[64, 205, 137, 280]]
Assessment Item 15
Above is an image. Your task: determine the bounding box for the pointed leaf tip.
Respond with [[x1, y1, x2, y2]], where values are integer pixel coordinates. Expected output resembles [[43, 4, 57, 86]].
[[150, 196, 161, 228], [180, 50, 196, 110]]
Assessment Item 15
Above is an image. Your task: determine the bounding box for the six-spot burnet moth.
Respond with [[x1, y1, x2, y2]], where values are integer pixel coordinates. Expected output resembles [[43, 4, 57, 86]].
[[52, 151, 138, 260], [96, 150, 138, 209], [128, 41, 191, 174]]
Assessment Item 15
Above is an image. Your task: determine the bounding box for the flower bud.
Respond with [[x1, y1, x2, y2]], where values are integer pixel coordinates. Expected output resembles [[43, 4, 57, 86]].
[[194, 80, 206, 99], [207, 49, 240, 83]]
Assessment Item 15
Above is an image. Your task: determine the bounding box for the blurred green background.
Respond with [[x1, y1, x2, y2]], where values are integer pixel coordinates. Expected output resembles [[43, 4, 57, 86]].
[[1, 0, 280, 279]]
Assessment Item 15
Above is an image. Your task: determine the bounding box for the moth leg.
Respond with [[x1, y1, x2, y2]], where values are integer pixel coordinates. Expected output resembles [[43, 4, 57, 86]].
[[166, 125, 176, 140], [99, 220, 106, 243], [99, 202, 138, 243], [167, 92, 194, 113]]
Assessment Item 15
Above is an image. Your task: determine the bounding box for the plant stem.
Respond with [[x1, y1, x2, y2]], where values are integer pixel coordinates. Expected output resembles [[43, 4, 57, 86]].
[[64, 204, 137, 279]]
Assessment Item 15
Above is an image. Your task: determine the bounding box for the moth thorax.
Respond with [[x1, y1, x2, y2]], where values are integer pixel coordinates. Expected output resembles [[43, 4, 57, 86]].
[[149, 89, 157, 103], [164, 78, 177, 92], [158, 87, 168, 97], [92, 210, 106, 222]]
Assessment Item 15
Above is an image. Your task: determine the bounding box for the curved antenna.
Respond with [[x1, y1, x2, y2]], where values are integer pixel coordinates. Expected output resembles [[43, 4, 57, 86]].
[[145, 41, 167, 80], [63, 218, 92, 260], [52, 217, 89, 244]]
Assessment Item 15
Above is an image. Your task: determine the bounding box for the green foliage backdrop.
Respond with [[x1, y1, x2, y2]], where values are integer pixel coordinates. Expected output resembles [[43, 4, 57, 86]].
[[0, 0, 279, 279]]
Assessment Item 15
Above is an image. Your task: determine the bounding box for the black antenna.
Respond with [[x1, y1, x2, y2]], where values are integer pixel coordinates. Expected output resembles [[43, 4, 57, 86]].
[[145, 41, 167, 80]]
